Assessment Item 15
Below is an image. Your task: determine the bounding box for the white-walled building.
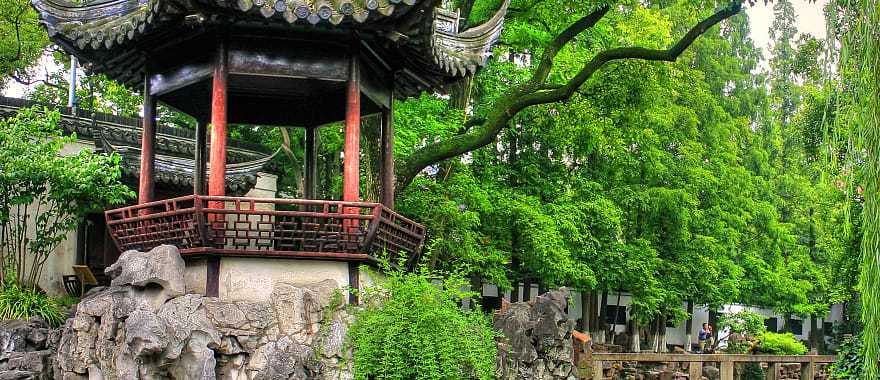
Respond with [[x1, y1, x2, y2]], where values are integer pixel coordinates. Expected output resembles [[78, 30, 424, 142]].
[[480, 283, 843, 349]]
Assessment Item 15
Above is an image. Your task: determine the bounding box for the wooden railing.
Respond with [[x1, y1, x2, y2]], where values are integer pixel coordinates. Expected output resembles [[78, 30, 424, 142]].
[[104, 195, 425, 263], [590, 353, 836, 380]]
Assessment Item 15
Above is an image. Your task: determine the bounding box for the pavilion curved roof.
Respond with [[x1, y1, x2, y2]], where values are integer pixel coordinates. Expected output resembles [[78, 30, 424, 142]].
[[31, 0, 508, 97]]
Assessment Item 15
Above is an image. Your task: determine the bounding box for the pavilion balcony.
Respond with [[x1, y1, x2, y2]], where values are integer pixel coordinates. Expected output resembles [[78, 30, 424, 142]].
[[104, 196, 426, 266]]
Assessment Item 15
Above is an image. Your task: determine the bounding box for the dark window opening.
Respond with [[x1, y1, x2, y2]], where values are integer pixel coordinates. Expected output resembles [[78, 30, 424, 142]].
[[605, 305, 627, 325], [823, 322, 833, 337], [764, 317, 778, 333], [77, 213, 118, 285], [786, 319, 803, 335]]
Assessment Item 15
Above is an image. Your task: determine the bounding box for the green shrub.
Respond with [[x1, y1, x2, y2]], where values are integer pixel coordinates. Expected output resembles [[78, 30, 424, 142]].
[[0, 281, 65, 327], [348, 270, 497, 380], [753, 332, 808, 355], [828, 335, 865, 380]]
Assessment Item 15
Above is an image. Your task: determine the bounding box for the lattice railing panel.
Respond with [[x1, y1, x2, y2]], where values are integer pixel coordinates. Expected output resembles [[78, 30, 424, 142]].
[[105, 196, 425, 261]]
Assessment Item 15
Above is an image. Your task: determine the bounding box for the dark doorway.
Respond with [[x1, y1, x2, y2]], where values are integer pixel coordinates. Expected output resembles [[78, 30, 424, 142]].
[[77, 213, 118, 284]]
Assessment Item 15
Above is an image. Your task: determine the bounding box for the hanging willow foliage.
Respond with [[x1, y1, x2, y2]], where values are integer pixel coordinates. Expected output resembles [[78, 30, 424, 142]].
[[837, 0, 880, 377]]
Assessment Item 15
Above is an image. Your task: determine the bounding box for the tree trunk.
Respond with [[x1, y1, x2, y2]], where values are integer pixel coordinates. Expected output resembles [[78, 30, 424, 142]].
[[809, 315, 821, 353], [522, 279, 532, 302], [510, 281, 519, 303], [580, 291, 591, 332], [657, 316, 668, 352], [627, 318, 641, 352], [611, 292, 622, 340], [685, 301, 694, 352], [596, 290, 609, 344]]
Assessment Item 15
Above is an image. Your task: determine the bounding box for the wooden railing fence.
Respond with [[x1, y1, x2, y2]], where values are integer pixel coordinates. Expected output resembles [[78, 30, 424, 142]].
[[591, 353, 836, 380]]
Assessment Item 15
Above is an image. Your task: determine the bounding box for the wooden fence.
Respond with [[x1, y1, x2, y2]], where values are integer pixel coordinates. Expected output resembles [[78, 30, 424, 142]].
[[591, 353, 837, 380]]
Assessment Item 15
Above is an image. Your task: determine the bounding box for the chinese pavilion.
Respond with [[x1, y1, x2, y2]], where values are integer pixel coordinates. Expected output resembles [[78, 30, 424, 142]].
[[32, 0, 508, 300]]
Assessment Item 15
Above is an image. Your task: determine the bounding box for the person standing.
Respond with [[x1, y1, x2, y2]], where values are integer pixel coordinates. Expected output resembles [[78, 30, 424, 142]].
[[698, 323, 711, 353]]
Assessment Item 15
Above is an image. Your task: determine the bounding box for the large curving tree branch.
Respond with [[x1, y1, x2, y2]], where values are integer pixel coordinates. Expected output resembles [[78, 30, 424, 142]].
[[395, 2, 743, 193]]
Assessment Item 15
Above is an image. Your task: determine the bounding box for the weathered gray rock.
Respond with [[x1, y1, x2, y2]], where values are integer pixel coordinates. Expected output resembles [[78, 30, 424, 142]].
[[0, 318, 58, 380], [105, 244, 186, 299], [495, 288, 576, 380], [55, 245, 353, 380]]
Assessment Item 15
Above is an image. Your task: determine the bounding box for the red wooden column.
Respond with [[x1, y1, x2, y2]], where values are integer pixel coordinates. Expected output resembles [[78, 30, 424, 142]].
[[208, 39, 228, 203], [205, 38, 228, 298], [138, 72, 157, 213], [342, 55, 360, 205]]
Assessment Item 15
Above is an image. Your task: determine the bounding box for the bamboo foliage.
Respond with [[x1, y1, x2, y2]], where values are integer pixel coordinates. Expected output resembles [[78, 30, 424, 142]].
[[837, 0, 880, 377]]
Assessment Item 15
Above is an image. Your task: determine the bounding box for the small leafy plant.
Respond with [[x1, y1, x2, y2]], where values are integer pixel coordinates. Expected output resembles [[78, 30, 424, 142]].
[[828, 335, 865, 380], [348, 269, 497, 380], [0, 280, 65, 327], [753, 332, 808, 355]]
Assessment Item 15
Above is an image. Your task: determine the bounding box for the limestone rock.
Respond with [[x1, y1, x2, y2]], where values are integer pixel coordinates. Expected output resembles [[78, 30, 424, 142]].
[[55, 246, 353, 380], [496, 288, 576, 380], [0, 317, 58, 380], [105, 244, 186, 299]]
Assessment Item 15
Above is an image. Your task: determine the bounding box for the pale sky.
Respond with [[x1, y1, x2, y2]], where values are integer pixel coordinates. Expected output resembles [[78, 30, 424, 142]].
[[745, 0, 828, 68], [3, 1, 829, 99]]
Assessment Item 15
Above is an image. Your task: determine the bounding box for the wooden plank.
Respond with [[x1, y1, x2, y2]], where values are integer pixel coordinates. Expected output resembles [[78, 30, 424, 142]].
[[149, 60, 212, 96], [689, 361, 703, 380], [720, 361, 734, 380]]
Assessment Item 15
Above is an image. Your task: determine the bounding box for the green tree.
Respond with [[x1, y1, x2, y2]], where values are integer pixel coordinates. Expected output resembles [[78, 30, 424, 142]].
[[0, 107, 133, 287]]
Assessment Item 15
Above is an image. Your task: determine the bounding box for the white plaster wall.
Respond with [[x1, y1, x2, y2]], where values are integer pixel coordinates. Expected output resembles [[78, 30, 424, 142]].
[[184, 258, 207, 295], [245, 172, 279, 198], [218, 257, 349, 302], [16, 141, 95, 297]]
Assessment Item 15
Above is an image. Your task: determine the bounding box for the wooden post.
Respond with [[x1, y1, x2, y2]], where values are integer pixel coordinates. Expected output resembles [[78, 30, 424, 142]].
[[720, 360, 734, 380], [138, 72, 157, 209], [766, 362, 779, 380], [206, 37, 228, 298], [800, 360, 815, 380], [379, 87, 394, 207], [208, 38, 228, 202], [689, 361, 703, 380], [304, 126, 318, 199], [194, 119, 208, 196], [343, 54, 360, 204], [348, 262, 359, 304]]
